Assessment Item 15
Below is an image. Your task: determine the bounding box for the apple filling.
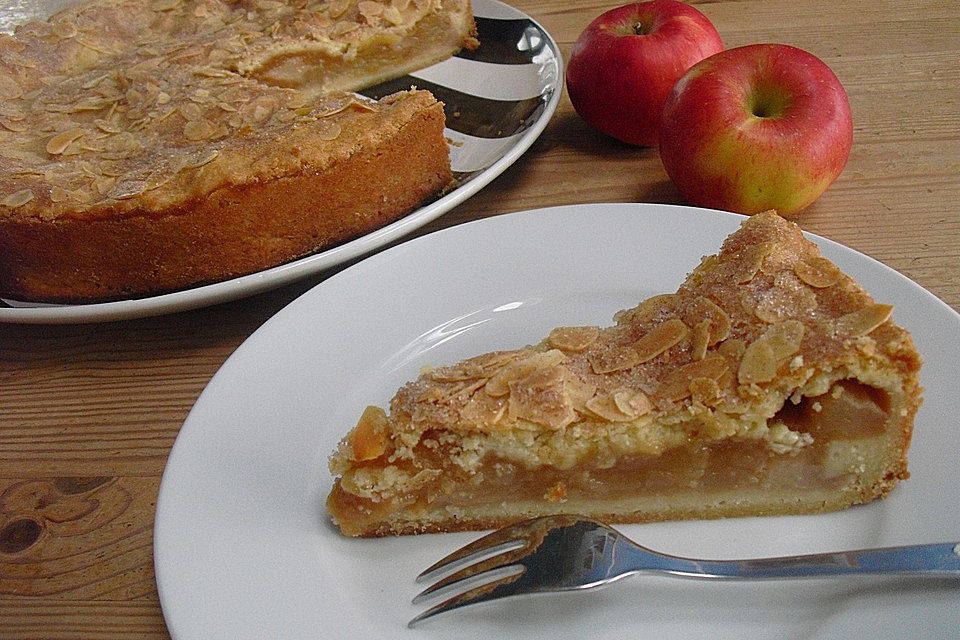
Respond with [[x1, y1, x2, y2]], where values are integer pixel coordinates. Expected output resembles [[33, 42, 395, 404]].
[[327, 379, 899, 536]]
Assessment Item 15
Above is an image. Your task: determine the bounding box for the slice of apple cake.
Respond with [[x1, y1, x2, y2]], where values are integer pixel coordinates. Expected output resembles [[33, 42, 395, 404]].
[[327, 211, 922, 537]]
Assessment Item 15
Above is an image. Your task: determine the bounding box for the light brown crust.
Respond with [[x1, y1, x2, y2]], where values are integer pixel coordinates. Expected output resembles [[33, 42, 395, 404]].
[[327, 212, 923, 537], [0, 0, 475, 301], [0, 91, 451, 301]]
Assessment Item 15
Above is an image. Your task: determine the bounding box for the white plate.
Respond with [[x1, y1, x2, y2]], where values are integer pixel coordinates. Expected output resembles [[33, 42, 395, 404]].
[[154, 203, 960, 640], [0, 0, 561, 324]]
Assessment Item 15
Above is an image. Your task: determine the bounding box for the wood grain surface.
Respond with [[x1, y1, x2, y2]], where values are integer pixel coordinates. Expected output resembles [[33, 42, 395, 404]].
[[1, 0, 958, 637]]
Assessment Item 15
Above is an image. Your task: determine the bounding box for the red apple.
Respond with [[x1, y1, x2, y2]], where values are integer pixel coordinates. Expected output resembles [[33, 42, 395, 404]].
[[565, 0, 723, 147], [659, 44, 853, 216]]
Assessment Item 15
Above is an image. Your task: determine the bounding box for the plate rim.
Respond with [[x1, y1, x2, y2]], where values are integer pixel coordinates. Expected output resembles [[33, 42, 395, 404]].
[[154, 201, 960, 640], [0, 0, 563, 325]]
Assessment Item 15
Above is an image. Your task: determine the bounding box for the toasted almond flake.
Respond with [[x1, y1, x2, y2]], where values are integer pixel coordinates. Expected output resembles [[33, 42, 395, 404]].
[[49, 185, 69, 202], [682, 296, 731, 345], [689, 377, 722, 405], [835, 304, 894, 337], [0, 73, 23, 99], [178, 102, 203, 121], [76, 38, 114, 55], [314, 119, 342, 141], [613, 388, 652, 418], [633, 318, 688, 363], [382, 5, 404, 24], [507, 366, 576, 429], [392, 0, 412, 10], [735, 242, 774, 284], [330, 20, 360, 37], [46, 128, 86, 155], [589, 345, 640, 374], [690, 320, 711, 361], [717, 338, 746, 361], [656, 357, 729, 402], [616, 293, 676, 325], [152, 0, 181, 10], [106, 179, 148, 200], [329, 0, 353, 18], [794, 256, 843, 288], [0, 117, 28, 132], [763, 320, 805, 359], [358, 1, 384, 15], [183, 118, 215, 140], [585, 394, 632, 422], [485, 350, 565, 397], [52, 19, 78, 38], [95, 175, 117, 195], [548, 326, 600, 353], [183, 148, 220, 168], [2, 189, 34, 208], [738, 341, 778, 384]]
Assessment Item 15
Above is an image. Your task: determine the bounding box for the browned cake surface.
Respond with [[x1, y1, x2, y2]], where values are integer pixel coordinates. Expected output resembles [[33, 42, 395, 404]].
[[0, 0, 476, 301], [327, 211, 923, 537]]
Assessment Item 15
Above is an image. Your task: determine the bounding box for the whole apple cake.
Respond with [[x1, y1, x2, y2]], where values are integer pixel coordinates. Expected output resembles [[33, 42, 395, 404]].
[[0, 0, 477, 302], [327, 211, 922, 537]]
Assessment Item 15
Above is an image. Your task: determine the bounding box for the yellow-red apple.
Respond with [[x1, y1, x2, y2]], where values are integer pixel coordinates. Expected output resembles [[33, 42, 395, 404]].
[[659, 44, 853, 216], [566, 0, 723, 147]]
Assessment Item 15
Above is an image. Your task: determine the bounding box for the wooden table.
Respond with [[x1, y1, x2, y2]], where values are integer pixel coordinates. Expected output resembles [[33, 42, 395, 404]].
[[1, 0, 957, 637]]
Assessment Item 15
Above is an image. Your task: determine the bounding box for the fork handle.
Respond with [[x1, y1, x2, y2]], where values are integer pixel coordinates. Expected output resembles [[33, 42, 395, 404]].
[[638, 542, 960, 580]]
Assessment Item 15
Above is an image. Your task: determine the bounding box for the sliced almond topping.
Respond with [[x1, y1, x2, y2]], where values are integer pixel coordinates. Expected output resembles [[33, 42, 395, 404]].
[[738, 341, 778, 384], [507, 366, 576, 429], [548, 326, 600, 353], [717, 338, 746, 361], [585, 394, 632, 422], [655, 356, 729, 402], [633, 318, 688, 363], [589, 345, 640, 375], [314, 119, 342, 141], [0, 73, 23, 100], [183, 119, 215, 141], [612, 388, 653, 418], [382, 5, 404, 24], [52, 19, 78, 38], [682, 296, 731, 345], [348, 405, 389, 461], [329, 0, 353, 18], [1, 189, 34, 208], [794, 256, 843, 288], [585, 388, 651, 422], [737, 320, 805, 384], [485, 350, 565, 397], [689, 377, 723, 405], [358, 1, 384, 17], [690, 320, 711, 361], [763, 319, 805, 359], [835, 304, 894, 337], [461, 392, 507, 428], [152, 0, 181, 11], [734, 242, 775, 284], [46, 128, 86, 155], [615, 293, 676, 325]]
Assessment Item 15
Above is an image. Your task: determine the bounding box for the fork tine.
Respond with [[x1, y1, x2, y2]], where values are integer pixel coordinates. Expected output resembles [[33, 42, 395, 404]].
[[415, 521, 538, 584], [412, 563, 523, 604], [408, 566, 529, 628]]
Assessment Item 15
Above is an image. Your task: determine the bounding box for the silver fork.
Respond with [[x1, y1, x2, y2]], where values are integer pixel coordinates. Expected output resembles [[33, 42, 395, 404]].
[[409, 514, 960, 627]]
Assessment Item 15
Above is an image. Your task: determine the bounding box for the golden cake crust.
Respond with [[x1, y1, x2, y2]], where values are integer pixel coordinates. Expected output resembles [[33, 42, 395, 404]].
[[327, 212, 923, 537], [0, 0, 476, 301]]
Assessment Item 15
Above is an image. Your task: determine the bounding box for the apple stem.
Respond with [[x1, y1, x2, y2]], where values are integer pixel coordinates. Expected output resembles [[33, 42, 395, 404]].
[[633, 20, 651, 35]]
